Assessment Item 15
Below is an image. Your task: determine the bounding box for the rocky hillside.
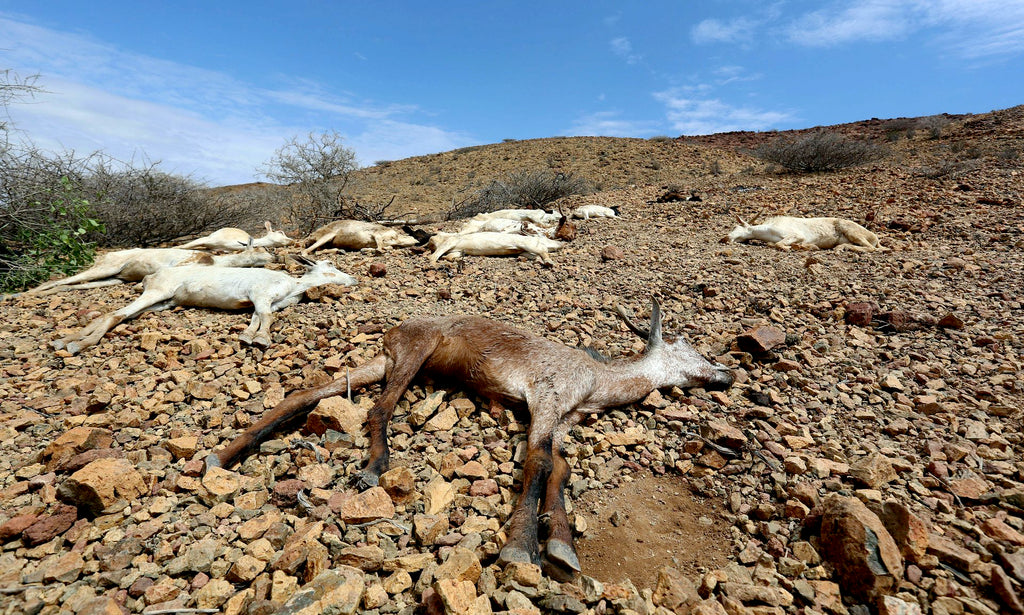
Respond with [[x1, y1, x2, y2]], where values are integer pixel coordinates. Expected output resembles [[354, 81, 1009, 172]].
[[0, 107, 1022, 615]]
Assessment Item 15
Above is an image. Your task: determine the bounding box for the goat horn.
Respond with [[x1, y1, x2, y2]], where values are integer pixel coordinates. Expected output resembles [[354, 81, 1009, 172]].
[[615, 304, 651, 340], [734, 213, 748, 226], [294, 254, 315, 267], [648, 298, 664, 347], [749, 208, 765, 225]]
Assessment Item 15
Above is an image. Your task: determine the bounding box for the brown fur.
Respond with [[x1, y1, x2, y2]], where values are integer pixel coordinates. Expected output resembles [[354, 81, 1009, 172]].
[[206, 301, 732, 578]]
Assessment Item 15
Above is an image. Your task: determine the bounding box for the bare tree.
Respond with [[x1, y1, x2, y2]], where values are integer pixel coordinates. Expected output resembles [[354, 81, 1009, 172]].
[[1, 70, 42, 133], [260, 131, 359, 233]]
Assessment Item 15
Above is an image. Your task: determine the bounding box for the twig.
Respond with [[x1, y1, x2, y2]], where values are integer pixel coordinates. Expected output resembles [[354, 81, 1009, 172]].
[[683, 431, 740, 458], [296, 489, 314, 513], [348, 518, 411, 532], [142, 605, 220, 609], [0, 584, 43, 595]]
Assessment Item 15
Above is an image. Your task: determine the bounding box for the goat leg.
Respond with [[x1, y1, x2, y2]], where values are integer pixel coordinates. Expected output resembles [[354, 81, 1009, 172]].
[[356, 357, 425, 489], [540, 418, 583, 579], [498, 436, 554, 567], [206, 354, 387, 471]]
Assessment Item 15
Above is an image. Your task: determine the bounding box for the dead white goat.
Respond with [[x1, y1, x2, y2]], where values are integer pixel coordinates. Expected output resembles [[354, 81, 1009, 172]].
[[53, 258, 355, 354], [471, 208, 563, 226], [302, 220, 419, 254], [456, 217, 557, 238], [572, 204, 619, 220], [427, 232, 565, 266], [178, 221, 292, 252], [19, 246, 274, 297], [724, 214, 883, 252]]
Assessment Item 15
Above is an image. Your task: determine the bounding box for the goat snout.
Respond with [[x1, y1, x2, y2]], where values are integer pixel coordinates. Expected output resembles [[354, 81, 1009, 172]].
[[705, 365, 735, 391]]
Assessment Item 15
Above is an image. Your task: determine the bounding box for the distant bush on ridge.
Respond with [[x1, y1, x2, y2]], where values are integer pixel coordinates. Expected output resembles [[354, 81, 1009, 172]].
[[447, 169, 591, 220], [752, 130, 887, 172]]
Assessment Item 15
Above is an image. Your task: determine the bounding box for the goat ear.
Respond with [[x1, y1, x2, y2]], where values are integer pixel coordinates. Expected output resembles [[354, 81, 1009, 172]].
[[265, 221, 273, 233], [648, 299, 664, 347], [733, 213, 748, 227]]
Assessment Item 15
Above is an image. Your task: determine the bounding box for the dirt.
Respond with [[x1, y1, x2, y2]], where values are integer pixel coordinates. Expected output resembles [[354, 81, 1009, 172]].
[[574, 471, 731, 588]]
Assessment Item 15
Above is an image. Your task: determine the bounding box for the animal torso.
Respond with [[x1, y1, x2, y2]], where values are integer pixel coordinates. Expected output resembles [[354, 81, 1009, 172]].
[[388, 316, 600, 409]]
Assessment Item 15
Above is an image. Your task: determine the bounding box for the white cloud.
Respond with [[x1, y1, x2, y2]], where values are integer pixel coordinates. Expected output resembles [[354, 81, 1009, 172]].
[[785, 0, 1024, 57], [566, 111, 660, 137], [786, 1, 916, 46], [691, 17, 758, 45], [610, 37, 642, 64], [0, 14, 475, 185], [653, 91, 792, 135]]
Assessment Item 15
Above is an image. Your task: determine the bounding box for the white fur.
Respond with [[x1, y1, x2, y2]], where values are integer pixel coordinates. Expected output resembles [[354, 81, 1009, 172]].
[[457, 217, 556, 238], [53, 260, 356, 353], [427, 232, 565, 265], [178, 221, 292, 252], [471, 209, 563, 226], [302, 220, 418, 254], [19, 247, 274, 297], [572, 205, 618, 220], [726, 216, 882, 252]]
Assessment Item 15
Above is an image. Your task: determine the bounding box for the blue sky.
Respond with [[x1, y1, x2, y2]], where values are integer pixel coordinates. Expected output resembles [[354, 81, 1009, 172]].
[[2, 1, 1022, 186]]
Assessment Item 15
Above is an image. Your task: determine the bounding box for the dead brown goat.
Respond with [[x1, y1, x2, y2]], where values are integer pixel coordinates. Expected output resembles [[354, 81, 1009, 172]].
[[205, 299, 733, 578]]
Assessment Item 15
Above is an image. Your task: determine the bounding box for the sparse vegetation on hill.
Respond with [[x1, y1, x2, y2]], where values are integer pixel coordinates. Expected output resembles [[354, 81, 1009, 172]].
[[445, 169, 591, 220], [751, 130, 888, 172]]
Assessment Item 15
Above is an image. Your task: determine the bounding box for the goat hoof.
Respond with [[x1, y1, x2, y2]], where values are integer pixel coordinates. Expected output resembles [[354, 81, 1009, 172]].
[[544, 539, 581, 575], [253, 337, 270, 348], [353, 471, 379, 490], [203, 453, 222, 472], [498, 544, 540, 567], [65, 341, 82, 355], [51, 339, 66, 350], [239, 335, 253, 346]]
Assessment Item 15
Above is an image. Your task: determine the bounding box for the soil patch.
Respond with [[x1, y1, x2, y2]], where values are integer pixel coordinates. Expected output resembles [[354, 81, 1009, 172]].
[[574, 471, 732, 588]]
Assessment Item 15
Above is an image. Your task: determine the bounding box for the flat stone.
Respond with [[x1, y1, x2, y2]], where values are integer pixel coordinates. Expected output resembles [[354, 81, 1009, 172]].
[[701, 420, 748, 449], [379, 466, 417, 504], [434, 547, 482, 584], [736, 326, 786, 354], [880, 500, 931, 563], [307, 397, 367, 437], [337, 545, 385, 572], [201, 466, 242, 504], [193, 578, 235, 609], [58, 457, 146, 516], [414, 514, 450, 546], [332, 487, 395, 523], [849, 452, 897, 489], [165, 436, 199, 460], [927, 533, 980, 572], [819, 494, 903, 602], [424, 477, 456, 515], [652, 566, 699, 613]]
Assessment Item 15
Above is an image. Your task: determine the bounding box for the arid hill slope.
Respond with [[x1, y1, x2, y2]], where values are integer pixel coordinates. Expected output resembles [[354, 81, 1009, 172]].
[[0, 107, 1022, 615]]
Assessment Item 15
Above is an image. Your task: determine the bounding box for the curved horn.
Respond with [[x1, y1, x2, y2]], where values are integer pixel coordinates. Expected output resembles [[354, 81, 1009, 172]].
[[734, 213, 749, 226], [748, 208, 765, 225], [615, 304, 650, 340], [648, 298, 664, 347]]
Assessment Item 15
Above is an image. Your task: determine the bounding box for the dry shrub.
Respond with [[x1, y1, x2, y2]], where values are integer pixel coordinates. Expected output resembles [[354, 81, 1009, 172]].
[[84, 159, 251, 247], [752, 131, 887, 172], [447, 169, 590, 220]]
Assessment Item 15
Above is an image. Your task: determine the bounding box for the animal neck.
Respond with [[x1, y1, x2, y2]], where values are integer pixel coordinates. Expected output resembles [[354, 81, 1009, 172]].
[[588, 353, 667, 408], [747, 224, 783, 243]]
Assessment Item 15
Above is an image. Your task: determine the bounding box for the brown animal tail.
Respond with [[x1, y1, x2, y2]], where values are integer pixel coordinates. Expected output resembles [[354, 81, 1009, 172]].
[[205, 354, 388, 470]]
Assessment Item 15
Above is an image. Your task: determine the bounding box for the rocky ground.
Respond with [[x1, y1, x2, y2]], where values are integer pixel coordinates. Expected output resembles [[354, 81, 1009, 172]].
[[0, 110, 1022, 615]]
